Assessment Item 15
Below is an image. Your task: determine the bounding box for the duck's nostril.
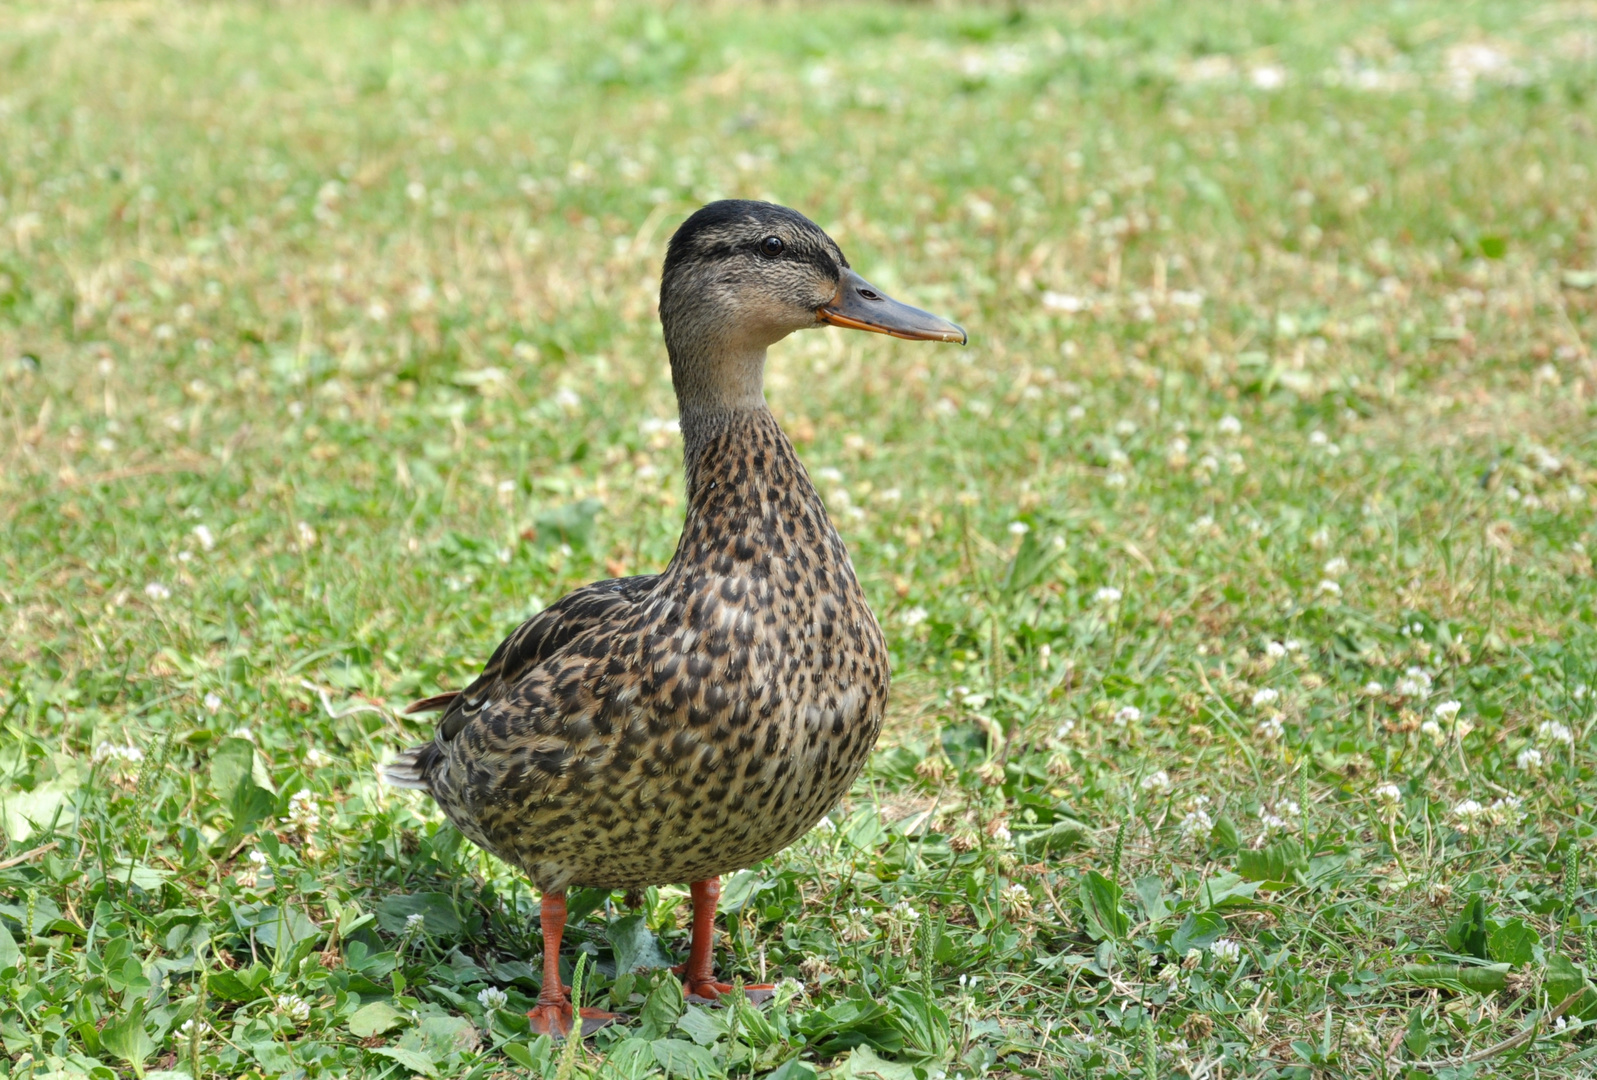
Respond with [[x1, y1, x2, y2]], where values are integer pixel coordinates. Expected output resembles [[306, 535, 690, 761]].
[[858, 289, 881, 301]]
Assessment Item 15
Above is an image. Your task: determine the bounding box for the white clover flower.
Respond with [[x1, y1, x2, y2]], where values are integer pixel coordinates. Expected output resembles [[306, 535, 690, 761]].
[[1373, 783, 1402, 804], [1250, 688, 1280, 708], [1363, 681, 1384, 696], [1258, 802, 1297, 832], [1515, 747, 1543, 771], [478, 986, 509, 1010], [1323, 557, 1349, 576], [1053, 719, 1077, 742], [1093, 586, 1123, 606], [999, 883, 1034, 921], [203, 692, 223, 713], [248, 849, 269, 868], [1451, 799, 1488, 832], [1420, 719, 1444, 745], [144, 582, 171, 601], [1537, 720, 1574, 745], [1284, 639, 1304, 652], [1210, 938, 1241, 963], [404, 913, 426, 933], [899, 606, 928, 628], [1217, 414, 1242, 436], [1316, 579, 1342, 597], [92, 742, 145, 766], [1255, 714, 1285, 740], [841, 907, 874, 942], [283, 790, 320, 832], [277, 993, 311, 1024], [1140, 770, 1171, 793], [296, 521, 318, 547], [305, 747, 331, 768], [1008, 521, 1030, 537], [1487, 796, 1523, 827], [1432, 701, 1461, 723], [192, 524, 216, 551], [1179, 806, 1213, 839], [552, 387, 582, 411], [989, 822, 1013, 845], [876, 900, 921, 937], [1114, 705, 1142, 726], [1265, 641, 1287, 659], [1394, 668, 1433, 698]]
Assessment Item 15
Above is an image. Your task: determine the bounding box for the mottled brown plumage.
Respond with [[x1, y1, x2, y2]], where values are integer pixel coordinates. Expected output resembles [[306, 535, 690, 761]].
[[386, 200, 964, 1033]]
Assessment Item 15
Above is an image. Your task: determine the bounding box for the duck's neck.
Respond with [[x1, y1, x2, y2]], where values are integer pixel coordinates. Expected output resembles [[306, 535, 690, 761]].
[[678, 404, 792, 505]]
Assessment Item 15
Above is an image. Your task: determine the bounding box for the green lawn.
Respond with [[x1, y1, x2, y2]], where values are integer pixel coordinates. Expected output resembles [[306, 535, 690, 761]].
[[2, 1, 1596, 1076]]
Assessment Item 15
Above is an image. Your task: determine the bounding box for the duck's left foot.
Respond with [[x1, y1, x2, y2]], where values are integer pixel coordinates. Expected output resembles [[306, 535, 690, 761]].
[[681, 978, 777, 1005], [527, 1001, 623, 1039]]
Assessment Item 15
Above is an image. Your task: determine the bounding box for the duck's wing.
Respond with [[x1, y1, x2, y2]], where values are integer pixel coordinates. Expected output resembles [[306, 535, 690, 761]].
[[384, 574, 657, 790]]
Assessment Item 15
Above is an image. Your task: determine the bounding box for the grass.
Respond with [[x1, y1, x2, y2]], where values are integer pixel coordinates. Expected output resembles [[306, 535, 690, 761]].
[[2, 0, 1596, 1076]]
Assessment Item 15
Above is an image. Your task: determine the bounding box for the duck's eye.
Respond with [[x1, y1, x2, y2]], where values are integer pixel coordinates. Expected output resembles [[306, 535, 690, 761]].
[[760, 235, 785, 257]]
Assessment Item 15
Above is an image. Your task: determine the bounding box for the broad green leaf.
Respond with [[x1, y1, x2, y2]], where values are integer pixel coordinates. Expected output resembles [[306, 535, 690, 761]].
[[1133, 876, 1170, 927], [502, 1036, 554, 1071], [1404, 1007, 1430, 1057], [0, 921, 20, 972], [1395, 963, 1508, 993], [101, 1001, 155, 1078], [1445, 894, 1490, 960], [398, 1015, 480, 1061], [372, 1045, 439, 1077], [637, 972, 685, 1040], [1196, 872, 1260, 910], [1544, 955, 1597, 1021], [530, 498, 604, 550], [832, 1045, 921, 1080], [885, 986, 952, 1061], [1210, 816, 1242, 852], [1487, 918, 1538, 967], [1169, 911, 1226, 958], [765, 1059, 818, 1080], [651, 1038, 719, 1080], [1079, 870, 1128, 941], [608, 913, 673, 975], [1015, 818, 1088, 856], [676, 1003, 728, 1047], [1236, 839, 1308, 886], [1000, 528, 1062, 598], [0, 776, 80, 843], [375, 893, 462, 937], [348, 1001, 410, 1038]]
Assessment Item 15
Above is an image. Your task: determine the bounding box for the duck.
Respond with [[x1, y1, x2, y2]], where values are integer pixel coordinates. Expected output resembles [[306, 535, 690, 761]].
[[385, 199, 965, 1037]]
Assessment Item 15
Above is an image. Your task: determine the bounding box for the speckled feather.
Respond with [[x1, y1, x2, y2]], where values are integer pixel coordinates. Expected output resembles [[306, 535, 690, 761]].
[[390, 408, 888, 892]]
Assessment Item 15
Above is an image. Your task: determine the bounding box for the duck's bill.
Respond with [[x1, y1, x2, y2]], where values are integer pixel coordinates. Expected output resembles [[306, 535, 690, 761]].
[[817, 268, 967, 344]]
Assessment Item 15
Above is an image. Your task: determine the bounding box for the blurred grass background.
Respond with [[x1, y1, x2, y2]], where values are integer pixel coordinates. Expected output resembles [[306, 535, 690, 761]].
[[2, 1, 1596, 1077]]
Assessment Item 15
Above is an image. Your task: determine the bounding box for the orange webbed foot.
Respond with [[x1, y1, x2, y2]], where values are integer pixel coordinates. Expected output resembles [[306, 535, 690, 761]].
[[682, 979, 778, 1005], [527, 1001, 622, 1039]]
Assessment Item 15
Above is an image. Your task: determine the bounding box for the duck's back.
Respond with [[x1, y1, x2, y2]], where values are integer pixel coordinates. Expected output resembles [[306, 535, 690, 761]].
[[399, 408, 888, 892]]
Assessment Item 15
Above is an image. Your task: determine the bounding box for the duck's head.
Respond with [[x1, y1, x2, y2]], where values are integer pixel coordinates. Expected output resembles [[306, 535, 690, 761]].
[[661, 200, 965, 414]]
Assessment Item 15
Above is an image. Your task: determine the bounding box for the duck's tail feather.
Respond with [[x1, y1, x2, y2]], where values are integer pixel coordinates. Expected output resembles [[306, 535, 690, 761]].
[[404, 691, 458, 715], [383, 743, 438, 790]]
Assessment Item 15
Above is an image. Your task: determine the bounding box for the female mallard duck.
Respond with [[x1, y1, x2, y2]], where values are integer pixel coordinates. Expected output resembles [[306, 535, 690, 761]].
[[386, 200, 965, 1036]]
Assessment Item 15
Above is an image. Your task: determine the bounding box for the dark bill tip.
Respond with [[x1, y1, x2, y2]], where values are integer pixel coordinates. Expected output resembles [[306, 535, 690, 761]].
[[817, 268, 967, 344]]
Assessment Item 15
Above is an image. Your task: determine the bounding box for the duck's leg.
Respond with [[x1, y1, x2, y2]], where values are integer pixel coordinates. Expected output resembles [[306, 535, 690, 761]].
[[527, 890, 622, 1038], [676, 877, 776, 1004]]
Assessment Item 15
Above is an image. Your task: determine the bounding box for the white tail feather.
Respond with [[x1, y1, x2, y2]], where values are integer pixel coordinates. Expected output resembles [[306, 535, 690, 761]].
[[382, 746, 432, 790]]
